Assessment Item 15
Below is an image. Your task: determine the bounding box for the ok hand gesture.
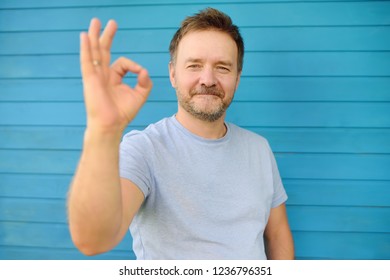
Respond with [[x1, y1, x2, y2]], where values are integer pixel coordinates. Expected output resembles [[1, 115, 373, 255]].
[[80, 18, 153, 134]]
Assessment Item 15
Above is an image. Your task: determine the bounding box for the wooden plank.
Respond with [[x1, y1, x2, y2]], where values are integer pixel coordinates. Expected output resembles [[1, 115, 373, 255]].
[[0, 173, 387, 207], [1, 126, 390, 154], [1, 102, 389, 127], [227, 102, 390, 128], [1, 174, 389, 207], [0, 126, 84, 150], [1, 2, 389, 32], [0, 197, 67, 223], [1, 52, 390, 78], [0, 0, 347, 9], [1, 210, 389, 260], [284, 179, 390, 207], [2, 77, 390, 102], [287, 206, 390, 233], [293, 231, 390, 259], [0, 150, 81, 174], [0, 246, 135, 260], [1, 26, 389, 55], [276, 153, 390, 181], [2, 197, 389, 233], [0, 221, 133, 251], [0, 150, 389, 180], [0, 174, 71, 199], [252, 128, 390, 154]]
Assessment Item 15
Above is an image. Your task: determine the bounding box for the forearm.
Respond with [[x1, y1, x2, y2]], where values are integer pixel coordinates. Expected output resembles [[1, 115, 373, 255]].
[[264, 226, 295, 260], [67, 129, 123, 254]]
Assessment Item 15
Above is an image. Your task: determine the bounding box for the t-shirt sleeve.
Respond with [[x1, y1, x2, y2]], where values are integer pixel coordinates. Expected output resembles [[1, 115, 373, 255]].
[[119, 131, 153, 198], [267, 143, 288, 208]]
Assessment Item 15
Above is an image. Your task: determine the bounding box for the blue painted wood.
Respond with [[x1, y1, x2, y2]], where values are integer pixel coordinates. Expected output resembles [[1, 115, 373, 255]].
[[1, 102, 390, 127], [0, 246, 134, 260], [2, 126, 390, 153], [1, 52, 390, 79], [2, 77, 390, 102], [0, 174, 72, 199], [293, 231, 390, 260], [0, 150, 389, 181], [0, 221, 134, 257], [1, 26, 389, 55], [1, 174, 389, 207], [1, 2, 389, 32], [284, 179, 390, 207], [2, 198, 389, 233], [0, 0, 389, 260], [0, 0, 360, 9]]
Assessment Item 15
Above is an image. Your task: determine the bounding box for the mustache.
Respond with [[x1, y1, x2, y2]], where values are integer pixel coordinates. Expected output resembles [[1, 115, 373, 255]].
[[190, 86, 224, 98]]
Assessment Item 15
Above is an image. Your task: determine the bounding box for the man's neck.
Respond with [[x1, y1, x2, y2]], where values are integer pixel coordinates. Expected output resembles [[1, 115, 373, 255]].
[[175, 109, 227, 139]]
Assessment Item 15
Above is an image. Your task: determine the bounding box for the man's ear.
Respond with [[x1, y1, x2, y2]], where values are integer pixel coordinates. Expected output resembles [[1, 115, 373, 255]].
[[168, 61, 176, 88]]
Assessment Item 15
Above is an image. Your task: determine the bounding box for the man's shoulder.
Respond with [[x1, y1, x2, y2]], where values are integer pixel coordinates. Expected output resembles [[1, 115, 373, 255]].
[[122, 117, 173, 144], [228, 123, 270, 147]]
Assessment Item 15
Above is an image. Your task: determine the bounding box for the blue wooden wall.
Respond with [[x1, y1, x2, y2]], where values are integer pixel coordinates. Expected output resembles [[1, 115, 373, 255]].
[[0, 0, 389, 260]]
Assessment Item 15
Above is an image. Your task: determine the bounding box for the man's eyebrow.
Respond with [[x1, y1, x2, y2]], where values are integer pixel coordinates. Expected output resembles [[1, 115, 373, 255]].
[[185, 58, 233, 66], [185, 58, 203, 64]]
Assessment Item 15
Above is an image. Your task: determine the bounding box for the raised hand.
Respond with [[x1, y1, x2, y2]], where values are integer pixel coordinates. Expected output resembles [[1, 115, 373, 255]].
[[80, 18, 153, 134]]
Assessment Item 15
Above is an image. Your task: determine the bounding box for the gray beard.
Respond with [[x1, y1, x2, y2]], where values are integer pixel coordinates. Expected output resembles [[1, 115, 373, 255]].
[[177, 86, 233, 122]]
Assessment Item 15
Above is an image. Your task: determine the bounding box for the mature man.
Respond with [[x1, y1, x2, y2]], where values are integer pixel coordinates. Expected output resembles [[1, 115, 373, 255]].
[[68, 8, 294, 260]]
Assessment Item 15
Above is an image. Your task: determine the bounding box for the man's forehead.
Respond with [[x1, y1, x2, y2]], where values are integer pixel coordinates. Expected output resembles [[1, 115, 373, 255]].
[[177, 30, 238, 61]]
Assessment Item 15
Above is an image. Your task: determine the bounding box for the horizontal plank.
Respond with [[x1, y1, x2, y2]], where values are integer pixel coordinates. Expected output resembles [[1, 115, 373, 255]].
[[284, 179, 390, 207], [1, 102, 389, 127], [1, 52, 390, 79], [276, 153, 390, 180], [0, 0, 346, 9], [293, 231, 390, 259], [0, 174, 71, 199], [0, 150, 389, 180], [253, 128, 390, 154], [1, 2, 389, 32], [1, 26, 389, 55], [2, 77, 390, 102], [0, 197, 67, 223], [0, 221, 133, 252], [227, 102, 390, 128], [1, 174, 389, 207], [1, 172, 388, 207], [1, 126, 390, 154], [2, 197, 388, 233], [288, 206, 390, 233], [1, 223, 389, 260], [0, 246, 135, 260]]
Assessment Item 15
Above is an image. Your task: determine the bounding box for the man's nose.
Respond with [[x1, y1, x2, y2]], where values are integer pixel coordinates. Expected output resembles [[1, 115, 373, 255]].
[[199, 67, 217, 87]]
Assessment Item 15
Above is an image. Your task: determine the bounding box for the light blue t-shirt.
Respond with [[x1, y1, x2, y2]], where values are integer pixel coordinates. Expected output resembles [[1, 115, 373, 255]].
[[119, 116, 287, 259]]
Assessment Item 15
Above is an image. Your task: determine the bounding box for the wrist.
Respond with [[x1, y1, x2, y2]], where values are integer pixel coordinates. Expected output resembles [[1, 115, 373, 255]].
[[83, 126, 124, 148]]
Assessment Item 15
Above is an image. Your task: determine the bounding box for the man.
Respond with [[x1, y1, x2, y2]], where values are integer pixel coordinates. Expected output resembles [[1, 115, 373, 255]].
[[68, 8, 294, 260]]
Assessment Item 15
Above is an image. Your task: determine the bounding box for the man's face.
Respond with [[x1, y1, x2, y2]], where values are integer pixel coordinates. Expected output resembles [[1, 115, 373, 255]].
[[169, 30, 241, 122]]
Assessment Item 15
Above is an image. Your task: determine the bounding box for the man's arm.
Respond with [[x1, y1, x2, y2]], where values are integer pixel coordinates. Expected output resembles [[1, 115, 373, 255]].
[[264, 203, 295, 259], [67, 131, 145, 256], [67, 18, 152, 256]]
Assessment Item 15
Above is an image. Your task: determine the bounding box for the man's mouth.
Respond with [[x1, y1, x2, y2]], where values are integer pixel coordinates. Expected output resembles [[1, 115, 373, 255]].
[[191, 88, 223, 98]]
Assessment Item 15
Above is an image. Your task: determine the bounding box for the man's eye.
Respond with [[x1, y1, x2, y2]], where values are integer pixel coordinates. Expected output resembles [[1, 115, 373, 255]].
[[217, 66, 230, 72], [188, 64, 201, 69]]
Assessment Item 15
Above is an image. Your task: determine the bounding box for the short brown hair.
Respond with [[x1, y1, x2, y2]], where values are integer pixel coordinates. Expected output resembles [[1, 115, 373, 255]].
[[169, 7, 244, 72]]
